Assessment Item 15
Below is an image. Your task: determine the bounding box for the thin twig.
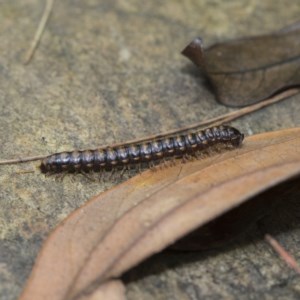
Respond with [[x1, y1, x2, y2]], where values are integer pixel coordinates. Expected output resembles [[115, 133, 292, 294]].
[[206, 89, 300, 127], [265, 234, 300, 274], [0, 155, 47, 166], [0, 88, 299, 166], [104, 88, 300, 148], [23, 0, 55, 65]]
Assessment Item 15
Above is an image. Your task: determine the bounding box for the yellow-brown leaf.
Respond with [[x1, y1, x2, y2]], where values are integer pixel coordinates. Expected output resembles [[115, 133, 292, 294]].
[[19, 128, 300, 300]]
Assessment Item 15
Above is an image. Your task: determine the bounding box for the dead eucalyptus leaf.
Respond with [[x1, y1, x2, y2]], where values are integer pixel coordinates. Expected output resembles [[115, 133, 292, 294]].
[[75, 280, 126, 300], [171, 175, 300, 251], [19, 128, 300, 300], [182, 23, 300, 107]]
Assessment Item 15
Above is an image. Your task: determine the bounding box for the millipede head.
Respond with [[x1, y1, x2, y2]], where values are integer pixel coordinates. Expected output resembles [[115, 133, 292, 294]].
[[40, 160, 47, 173], [40, 157, 53, 173]]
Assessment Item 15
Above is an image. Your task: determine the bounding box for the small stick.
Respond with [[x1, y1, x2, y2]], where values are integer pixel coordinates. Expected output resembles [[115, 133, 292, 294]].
[[95, 88, 300, 148], [265, 234, 300, 274], [0, 155, 47, 166], [207, 89, 300, 128], [23, 0, 55, 65], [0, 88, 299, 166]]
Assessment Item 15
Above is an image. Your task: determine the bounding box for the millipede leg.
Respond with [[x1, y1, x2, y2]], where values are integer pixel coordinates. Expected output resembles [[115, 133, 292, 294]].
[[149, 161, 157, 171], [195, 151, 205, 160], [158, 161, 164, 170], [181, 155, 187, 164], [97, 169, 104, 181], [80, 171, 96, 182], [108, 168, 116, 180], [170, 157, 177, 166], [186, 154, 196, 162], [162, 158, 169, 168], [120, 166, 128, 178], [54, 172, 66, 182], [162, 158, 171, 167]]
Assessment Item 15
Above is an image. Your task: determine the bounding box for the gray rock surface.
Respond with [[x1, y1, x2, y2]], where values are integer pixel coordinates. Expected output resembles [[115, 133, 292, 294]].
[[0, 1, 299, 299]]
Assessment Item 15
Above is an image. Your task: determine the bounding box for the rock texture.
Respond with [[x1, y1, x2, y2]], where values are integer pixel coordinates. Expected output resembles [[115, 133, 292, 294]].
[[0, 1, 299, 299]]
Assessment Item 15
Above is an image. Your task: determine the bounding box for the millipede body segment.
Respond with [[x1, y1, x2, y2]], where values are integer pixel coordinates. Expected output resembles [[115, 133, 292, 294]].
[[40, 125, 244, 173]]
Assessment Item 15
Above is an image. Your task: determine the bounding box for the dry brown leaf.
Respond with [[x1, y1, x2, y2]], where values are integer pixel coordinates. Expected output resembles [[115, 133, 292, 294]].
[[75, 280, 126, 300], [182, 23, 300, 107], [19, 128, 300, 300], [170, 175, 300, 251]]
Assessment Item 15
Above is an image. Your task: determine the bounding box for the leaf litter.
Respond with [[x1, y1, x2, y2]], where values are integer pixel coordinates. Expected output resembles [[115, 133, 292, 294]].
[[182, 22, 300, 107], [19, 128, 300, 300], [15, 20, 300, 300]]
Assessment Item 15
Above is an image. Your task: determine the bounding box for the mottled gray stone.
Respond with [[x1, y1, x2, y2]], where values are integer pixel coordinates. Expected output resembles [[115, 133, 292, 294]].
[[0, 1, 299, 299]]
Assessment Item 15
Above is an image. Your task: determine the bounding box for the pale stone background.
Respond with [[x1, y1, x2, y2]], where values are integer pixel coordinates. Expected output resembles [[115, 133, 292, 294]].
[[0, 1, 299, 299]]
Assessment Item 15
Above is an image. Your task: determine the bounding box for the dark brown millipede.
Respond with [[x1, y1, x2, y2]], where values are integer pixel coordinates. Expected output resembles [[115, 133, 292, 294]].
[[40, 125, 244, 173]]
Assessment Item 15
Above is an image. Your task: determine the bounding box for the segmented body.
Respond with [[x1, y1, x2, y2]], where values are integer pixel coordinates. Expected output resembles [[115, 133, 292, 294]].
[[40, 125, 244, 173]]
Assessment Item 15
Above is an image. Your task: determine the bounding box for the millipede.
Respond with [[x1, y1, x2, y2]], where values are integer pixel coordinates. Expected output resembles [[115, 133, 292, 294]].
[[40, 125, 244, 174]]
